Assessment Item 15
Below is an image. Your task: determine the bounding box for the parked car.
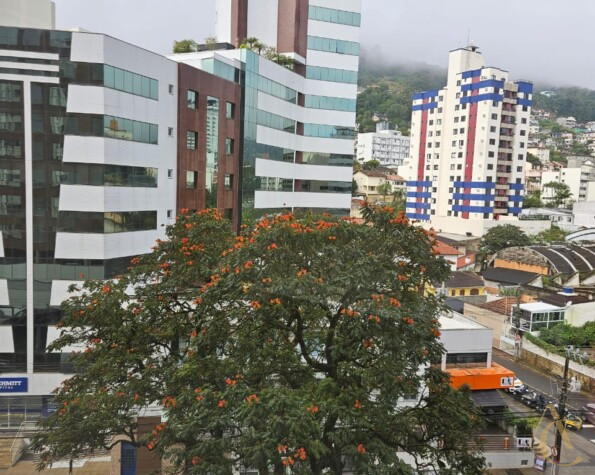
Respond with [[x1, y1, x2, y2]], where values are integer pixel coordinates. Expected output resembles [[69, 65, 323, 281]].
[[581, 404, 595, 425], [507, 378, 524, 393], [563, 414, 583, 430]]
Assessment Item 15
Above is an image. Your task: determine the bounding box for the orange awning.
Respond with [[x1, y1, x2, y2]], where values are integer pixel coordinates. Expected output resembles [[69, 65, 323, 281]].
[[446, 362, 515, 391]]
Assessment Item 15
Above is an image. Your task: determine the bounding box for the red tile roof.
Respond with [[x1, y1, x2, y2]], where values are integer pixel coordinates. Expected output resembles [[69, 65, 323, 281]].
[[477, 297, 518, 316], [434, 240, 463, 256]]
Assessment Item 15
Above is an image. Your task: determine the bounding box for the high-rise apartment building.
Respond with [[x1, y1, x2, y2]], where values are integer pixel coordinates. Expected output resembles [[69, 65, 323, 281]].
[[356, 121, 410, 168], [204, 0, 361, 217], [404, 46, 533, 235], [0, 26, 180, 417]]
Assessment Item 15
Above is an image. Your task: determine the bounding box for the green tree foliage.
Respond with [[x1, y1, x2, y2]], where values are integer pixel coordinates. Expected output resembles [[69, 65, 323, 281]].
[[377, 182, 392, 201], [480, 225, 531, 258], [526, 153, 542, 168], [32, 208, 485, 474], [239, 38, 294, 70], [356, 58, 446, 134], [539, 322, 595, 348], [362, 160, 380, 170], [542, 181, 573, 208], [173, 39, 198, 53], [523, 192, 542, 209], [533, 87, 595, 123], [532, 225, 569, 244]]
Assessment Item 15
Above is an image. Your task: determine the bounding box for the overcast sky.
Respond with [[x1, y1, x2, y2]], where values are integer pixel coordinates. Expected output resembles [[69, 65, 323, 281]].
[[54, 0, 595, 89]]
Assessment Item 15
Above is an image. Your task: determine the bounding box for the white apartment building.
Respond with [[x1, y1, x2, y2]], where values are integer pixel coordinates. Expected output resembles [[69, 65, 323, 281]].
[[0, 25, 178, 421], [212, 0, 361, 216], [541, 160, 595, 204], [356, 121, 410, 168], [404, 45, 533, 236]]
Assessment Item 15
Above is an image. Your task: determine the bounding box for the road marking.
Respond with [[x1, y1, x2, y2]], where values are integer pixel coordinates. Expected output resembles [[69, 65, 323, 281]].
[[591, 439, 595, 444], [583, 424, 594, 428]]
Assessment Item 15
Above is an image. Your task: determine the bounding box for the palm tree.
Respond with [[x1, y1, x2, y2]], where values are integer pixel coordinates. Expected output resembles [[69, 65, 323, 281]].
[[239, 37, 265, 54]]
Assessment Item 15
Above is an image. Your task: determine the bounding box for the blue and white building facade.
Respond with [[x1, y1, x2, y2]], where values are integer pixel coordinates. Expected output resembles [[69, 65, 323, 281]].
[[404, 46, 533, 235], [209, 0, 361, 217], [0, 24, 178, 422]]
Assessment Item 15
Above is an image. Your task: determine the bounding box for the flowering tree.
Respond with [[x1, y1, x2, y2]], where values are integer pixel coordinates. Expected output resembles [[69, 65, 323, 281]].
[[32, 206, 485, 474]]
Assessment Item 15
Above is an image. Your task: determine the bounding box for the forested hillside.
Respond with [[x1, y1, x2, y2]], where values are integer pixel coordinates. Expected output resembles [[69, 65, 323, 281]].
[[532, 88, 595, 123], [356, 58, 446, 134], [356, 55, 595, 134]]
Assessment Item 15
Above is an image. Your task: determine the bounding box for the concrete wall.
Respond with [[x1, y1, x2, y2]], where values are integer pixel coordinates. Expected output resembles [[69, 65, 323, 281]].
[[566, 301, 595, 327], [521, 343, 595, 393], [463, 303, 508, 348], [0, 0, 55, 29], [573, 201, 595, 228], [428, 215, 551, 237]]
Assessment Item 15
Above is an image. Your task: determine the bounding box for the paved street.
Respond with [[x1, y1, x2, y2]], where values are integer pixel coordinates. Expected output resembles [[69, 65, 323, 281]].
[[493, 349, 595, 472]]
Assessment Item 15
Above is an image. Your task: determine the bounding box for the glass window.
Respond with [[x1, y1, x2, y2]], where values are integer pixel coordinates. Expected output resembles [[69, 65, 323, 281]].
[[141, 76, 150, 98], [102, 65, 158, 100], [123, 70, 133, 93], [226, 102, 235, 119], [114, 68, 124, 91], [224, 174, 233, 190], [306, 66, 357, 84], [187, 131, 197, 149], [225, 138, 234, 154], [187, 90, 197, 109], [0, 82, 22, 102], [186, 171, 196, 189], [307, 36, 360, 55], [149, 79, 158, 100]]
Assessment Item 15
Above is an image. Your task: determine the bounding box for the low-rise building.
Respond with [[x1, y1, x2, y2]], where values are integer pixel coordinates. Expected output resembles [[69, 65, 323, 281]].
[[437, 271, 485, 299], [353, 170, 390, 198], [527, 147, 550, 163]]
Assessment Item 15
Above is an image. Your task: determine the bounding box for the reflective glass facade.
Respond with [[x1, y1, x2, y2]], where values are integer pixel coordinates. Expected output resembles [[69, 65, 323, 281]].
[[307, 36, 360, 56], [304, 95, 356, 112], [308, 5, 361, 26], [58, 211, 157, 234], [0, 27, 163, 374], [206, 96, 219, 208], [103, 65, 158, 100], [52, 164, 158, 187], [304, 124, 355, 140], [306, 66, 358, 84]]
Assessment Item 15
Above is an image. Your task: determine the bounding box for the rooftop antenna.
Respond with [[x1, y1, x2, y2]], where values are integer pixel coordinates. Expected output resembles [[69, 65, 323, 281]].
[[467, 28, 470, 45]]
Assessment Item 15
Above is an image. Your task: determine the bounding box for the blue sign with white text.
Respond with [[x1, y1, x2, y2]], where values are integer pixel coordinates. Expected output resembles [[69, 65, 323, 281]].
[[0, 378, 28, 393]]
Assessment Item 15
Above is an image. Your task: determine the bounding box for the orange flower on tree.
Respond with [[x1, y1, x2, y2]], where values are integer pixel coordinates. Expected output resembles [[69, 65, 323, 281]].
[[282, 457, 295, 467], [357, 444, 366, 454], [402, 317, 414, 325], [218, 399, 227, 408], [101, 285, 111, 294], [267, 243, 278, 250], [191, 457, 201, 466], [245, 394, 260, 404], [389, 298, 401, 307], [250, 301, 262, 309], [225, 378, 237, 387], [354, 399, 363, 409], [306, 405, 319, 414], [431, 328, 441, 337], [277, 444, 288, 454], [297, 269, 308, 277], [294, 447, 307, 461], [269, 298, 281, 305]]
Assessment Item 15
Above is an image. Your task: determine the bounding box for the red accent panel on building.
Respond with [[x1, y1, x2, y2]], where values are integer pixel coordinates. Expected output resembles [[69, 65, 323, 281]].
[[462, 76, 480, 219], [230, 0, 248, 47], [177, 63, 242, 231], [277, 0, 309, 64]]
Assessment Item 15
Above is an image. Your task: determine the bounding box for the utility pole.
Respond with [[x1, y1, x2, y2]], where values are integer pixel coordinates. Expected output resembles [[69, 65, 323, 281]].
[[551, 351, 570, 475], [512, 286, 522, 362]]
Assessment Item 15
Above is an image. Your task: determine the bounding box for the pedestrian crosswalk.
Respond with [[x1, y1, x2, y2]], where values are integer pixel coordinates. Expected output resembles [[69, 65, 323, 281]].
[[583, 423, 594, 428]]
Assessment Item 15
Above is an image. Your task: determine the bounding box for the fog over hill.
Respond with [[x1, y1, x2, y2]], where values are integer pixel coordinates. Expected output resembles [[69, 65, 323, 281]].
[[356, 54, 595, 134]]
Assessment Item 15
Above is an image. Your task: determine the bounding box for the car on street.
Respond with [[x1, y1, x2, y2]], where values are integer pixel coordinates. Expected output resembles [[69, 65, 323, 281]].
[[580, 403, 595, 424], [507, 378, 524, 393]]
